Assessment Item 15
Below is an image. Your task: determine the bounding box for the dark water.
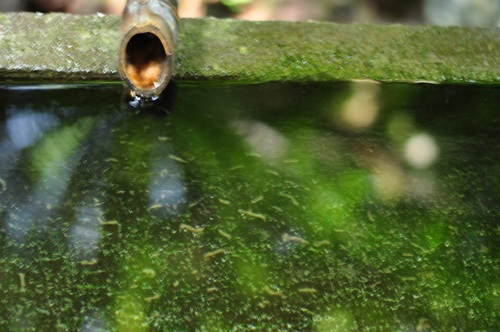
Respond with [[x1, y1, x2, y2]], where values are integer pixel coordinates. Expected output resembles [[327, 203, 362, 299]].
[[0, 82, 498, 331]]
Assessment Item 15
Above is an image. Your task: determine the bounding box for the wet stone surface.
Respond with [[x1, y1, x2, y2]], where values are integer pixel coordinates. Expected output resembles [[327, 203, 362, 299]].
[[0, 82, 499, 331]]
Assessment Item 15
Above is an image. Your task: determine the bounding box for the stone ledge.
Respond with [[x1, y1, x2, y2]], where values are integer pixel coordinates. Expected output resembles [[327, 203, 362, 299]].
[[0, 12, 499, 84]]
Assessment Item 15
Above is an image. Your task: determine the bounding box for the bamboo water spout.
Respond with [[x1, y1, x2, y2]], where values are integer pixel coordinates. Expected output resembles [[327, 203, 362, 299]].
[[118, 0, 178, 99]]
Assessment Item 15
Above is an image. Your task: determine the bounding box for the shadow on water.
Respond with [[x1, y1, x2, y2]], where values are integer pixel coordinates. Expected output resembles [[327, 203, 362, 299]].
[[0, 82, 499, 331]]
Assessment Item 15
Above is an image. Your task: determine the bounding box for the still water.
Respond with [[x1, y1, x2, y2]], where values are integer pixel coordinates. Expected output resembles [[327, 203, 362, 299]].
[[0, 82, 498, 331]]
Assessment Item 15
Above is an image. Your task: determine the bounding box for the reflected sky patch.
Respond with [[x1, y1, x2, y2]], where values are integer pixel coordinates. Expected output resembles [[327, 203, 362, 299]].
[[6, 110, 59, 150]]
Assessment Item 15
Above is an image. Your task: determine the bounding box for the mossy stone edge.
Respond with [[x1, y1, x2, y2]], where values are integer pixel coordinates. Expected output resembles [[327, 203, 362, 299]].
[[0, 12, 499, 84]]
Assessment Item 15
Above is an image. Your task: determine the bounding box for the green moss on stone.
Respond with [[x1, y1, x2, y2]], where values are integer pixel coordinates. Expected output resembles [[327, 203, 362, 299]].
[[0, 13, 499, 84]]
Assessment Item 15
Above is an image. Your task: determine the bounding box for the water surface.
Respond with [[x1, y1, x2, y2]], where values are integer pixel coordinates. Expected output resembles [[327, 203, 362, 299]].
[[0, 82, 499, 331]]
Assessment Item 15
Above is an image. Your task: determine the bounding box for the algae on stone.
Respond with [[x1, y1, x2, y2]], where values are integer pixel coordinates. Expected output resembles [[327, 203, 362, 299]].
[[0, 12, 499, 84]]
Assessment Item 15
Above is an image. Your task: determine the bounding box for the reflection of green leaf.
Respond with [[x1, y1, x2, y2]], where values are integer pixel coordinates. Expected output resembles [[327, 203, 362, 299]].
[[115, 252, 156, 332], [30, 117, 94, 180], [115, 294, 147, 332]]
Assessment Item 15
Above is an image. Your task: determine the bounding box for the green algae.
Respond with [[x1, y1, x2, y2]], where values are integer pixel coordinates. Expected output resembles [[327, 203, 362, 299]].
[[0, 82, 499, 330]]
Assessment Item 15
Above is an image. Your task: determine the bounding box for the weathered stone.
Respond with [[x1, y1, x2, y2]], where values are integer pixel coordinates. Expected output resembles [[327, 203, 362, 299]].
[[0, 12, 499, 84]]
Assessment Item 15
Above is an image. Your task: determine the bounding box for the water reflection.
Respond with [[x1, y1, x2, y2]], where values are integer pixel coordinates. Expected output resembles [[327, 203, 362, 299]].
[[80, 312, 108, 332], [231, 119, 288, 163], [404, 132, 439, 169], [335, 80, 380, 130], [69, 203, 105, 262], [6, 110, 59, 150], [0, 82, 498, 331], [147, 144, 187, 218], [1, 110, 87, 245]]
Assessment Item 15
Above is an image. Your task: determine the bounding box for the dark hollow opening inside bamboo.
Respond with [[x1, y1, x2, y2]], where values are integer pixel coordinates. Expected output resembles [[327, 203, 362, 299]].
[[124, 33, 168, 91]]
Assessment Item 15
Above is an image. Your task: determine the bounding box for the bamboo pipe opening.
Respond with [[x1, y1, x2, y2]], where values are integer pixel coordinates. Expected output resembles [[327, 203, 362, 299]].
[[118, 0, 178, 98], [124, 32, 169, 91]]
